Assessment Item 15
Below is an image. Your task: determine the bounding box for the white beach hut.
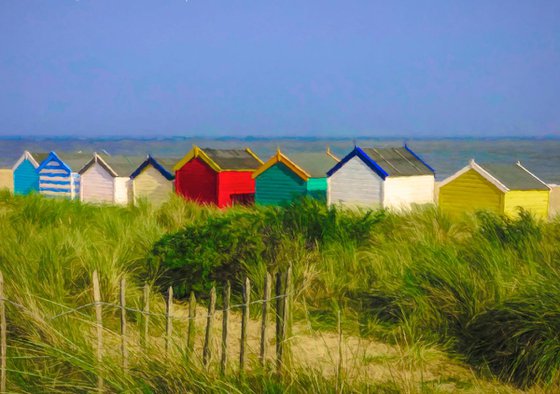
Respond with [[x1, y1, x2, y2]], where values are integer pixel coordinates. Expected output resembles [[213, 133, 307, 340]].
[[327, 145, 436, 210]]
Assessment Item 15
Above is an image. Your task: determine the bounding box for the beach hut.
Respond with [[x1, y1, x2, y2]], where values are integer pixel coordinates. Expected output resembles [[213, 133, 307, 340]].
[[130, 155, 178, 205], [36, 152, 90, 199], [438, 160, 550, 218], [327, 145, 436, 210], [0, 168, 13, 192], [174, 146, 263, 207], [252, 149, 339, 205], [78, 153, 140, 204], [12, 151, 48, 195]]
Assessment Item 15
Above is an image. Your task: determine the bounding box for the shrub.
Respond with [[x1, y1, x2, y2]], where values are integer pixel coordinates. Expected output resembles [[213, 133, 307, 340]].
[[150, 198, 385, 296], [150, 211, 268, 296]]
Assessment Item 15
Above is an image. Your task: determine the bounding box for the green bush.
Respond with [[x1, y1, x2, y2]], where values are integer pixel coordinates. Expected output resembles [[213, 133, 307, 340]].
[[150, 211, 269, 296], [150, 198, 385, 296]]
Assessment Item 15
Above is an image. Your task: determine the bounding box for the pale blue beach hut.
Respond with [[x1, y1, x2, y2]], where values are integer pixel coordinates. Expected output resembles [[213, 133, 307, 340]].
[[12, 151, 48, 195]]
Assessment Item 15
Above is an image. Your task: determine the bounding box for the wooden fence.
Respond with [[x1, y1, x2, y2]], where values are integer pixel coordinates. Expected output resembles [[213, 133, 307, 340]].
[[0, 267, 295, 393]]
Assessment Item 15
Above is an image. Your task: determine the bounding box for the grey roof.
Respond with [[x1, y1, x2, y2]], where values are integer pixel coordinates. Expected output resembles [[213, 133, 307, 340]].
[[362, 147, 434, 177], [153, 157, 180, 173], [30, 152, 50, 165], [287, 152, 339, 178], [101, 155, 144, 176], [56, 153, 93, 171], [79, 154, 144, 176], [203, 148, 261, 170], [478, 162, 549, 191], [4, 152, 48, 168]]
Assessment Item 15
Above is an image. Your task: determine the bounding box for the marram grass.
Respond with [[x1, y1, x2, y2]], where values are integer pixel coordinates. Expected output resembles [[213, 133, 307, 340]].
[[0, 191, 558, 392]]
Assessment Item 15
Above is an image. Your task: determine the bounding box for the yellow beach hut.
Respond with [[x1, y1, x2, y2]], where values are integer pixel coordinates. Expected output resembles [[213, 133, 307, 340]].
[[0, 168, 13, 192], [438, 160, 550, 218], [130, 155, 179, 205]]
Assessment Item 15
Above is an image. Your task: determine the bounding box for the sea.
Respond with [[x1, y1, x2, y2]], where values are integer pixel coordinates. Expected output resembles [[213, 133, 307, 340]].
[[1, 136, 560, 184]]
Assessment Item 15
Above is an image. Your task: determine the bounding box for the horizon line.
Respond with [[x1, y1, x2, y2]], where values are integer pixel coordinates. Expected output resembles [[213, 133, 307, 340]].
[[0, 134, 559, 141]]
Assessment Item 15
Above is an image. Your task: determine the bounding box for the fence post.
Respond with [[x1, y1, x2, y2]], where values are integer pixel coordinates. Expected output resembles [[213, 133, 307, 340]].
[[275, 271, 284, 375], [260, 272, 271, 368], [0, 272, 6, 394], [165, 287, 173, 355], [240, 277, 251, 374], [202, 286, 216, 368], [92, 271, 103, 393], [187, 292, 196, 355], [120, 278, 128, 373], [284, 265, 293, 369], [220, 281, 230, 375], [142, 283, 150, 349]]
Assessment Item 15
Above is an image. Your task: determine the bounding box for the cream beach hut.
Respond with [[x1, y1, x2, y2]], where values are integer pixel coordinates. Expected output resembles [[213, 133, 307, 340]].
[[130, 155, 179, 205], [327, 145, 436, 210]]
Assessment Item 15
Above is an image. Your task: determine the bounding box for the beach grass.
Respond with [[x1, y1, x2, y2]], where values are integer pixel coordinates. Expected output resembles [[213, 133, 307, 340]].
[[0, 190, 558, 392]]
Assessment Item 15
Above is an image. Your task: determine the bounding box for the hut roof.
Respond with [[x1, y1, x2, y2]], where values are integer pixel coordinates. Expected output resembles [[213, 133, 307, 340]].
[[153, 157, 179, 174], [11, 151, 49, 170], [360, 147, 435, 177], [439, 160, 550, 192], [477, 162, 549, 191], [79, 153, 143, 177], [203, 148, 262, 170], [30, 152, 50, 165], [288, 152, 339, 178], [327, 145, 435, 180], [174, 146, 263, 172], [253, 149, 339, 180]]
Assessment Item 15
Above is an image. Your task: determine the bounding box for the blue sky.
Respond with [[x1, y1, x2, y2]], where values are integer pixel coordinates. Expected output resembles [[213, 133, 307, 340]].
[[0, 1, 559, 138]]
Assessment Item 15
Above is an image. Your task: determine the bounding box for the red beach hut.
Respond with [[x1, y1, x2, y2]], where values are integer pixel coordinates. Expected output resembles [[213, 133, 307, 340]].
[[173, 146, 263, 207]]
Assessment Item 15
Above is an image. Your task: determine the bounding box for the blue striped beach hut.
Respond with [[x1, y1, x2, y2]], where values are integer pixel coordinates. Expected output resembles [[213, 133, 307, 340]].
[[12, 151, 49, 195], [36, 152, 90, 199]]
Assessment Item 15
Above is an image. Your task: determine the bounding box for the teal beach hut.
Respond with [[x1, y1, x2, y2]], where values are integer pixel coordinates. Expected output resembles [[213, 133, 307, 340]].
[[12, 151, 48, 195], [252, 149, 339, 205]]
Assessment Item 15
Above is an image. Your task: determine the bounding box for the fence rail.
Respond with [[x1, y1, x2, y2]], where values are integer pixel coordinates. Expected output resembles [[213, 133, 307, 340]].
[[0, 268, 294, 393]]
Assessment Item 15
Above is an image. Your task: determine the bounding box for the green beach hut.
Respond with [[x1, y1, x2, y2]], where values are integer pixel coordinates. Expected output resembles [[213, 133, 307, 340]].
[[253, 149, 339, 205]]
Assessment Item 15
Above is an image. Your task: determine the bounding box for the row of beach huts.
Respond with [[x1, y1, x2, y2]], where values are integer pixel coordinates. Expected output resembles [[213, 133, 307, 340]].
[[0, 145, 556, 218]]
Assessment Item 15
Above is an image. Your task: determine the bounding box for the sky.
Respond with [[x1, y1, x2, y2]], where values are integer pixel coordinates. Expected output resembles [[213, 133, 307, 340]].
[[0, 1, 559, 138]]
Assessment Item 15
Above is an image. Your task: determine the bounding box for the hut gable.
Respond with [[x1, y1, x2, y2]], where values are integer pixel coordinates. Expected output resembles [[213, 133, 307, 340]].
[[327, 145, 435, 209], [80, 160, 115, 203], [174, 146, 263, 207], [176, 156, 218, 204], [328, 154, 383, 208], [130, 155, 176, 181], [130, 156, 179, 205]]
